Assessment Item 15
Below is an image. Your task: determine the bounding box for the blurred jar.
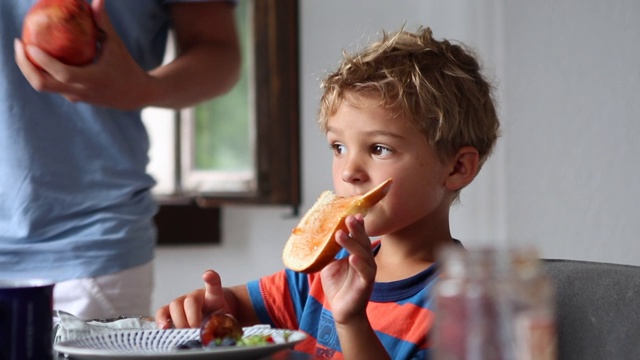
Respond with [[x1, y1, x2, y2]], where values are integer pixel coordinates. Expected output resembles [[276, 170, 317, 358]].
[[432, 246, 557, 360]]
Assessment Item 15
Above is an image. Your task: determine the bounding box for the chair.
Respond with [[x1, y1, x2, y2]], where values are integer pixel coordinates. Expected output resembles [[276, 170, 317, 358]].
[[543, 259, 640, 360]]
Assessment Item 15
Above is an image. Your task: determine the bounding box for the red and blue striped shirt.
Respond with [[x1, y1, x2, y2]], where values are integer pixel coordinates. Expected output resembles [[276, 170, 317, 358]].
[[247, 241, 440, 359]]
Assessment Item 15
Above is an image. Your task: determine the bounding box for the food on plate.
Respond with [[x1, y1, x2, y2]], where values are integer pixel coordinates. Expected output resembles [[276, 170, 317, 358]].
[[22, 0, 101, 69], [200, 313, 243, 347], [175, 334, 276, 350], [239, 334, 277, 346], [282, 178, 392, 273], [175, 315, 279, 350], [175, 339, 205, 350]]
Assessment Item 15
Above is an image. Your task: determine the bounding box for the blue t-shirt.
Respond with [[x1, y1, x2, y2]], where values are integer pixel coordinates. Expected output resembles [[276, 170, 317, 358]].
[[0, 0, 221, 281]]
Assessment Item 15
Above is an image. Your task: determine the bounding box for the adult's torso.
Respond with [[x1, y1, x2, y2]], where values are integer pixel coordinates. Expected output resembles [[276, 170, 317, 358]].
[[0, 0, 178, 281]]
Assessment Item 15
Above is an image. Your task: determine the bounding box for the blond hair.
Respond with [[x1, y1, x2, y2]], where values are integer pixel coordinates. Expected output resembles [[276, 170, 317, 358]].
[[319, 27, 500, 171]]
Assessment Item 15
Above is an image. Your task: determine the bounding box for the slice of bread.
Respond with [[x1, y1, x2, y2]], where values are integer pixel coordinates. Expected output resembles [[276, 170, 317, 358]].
[[282, 178, 392, 273]]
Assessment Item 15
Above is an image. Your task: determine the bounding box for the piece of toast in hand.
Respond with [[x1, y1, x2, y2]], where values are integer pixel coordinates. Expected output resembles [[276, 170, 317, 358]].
[[282, 178, 392, 273]]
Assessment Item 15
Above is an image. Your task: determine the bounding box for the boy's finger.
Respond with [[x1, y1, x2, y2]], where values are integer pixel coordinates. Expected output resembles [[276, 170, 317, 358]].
[[168, 299, 190, 328], [202, 270, 226, 311], [183, 294, 206, 327], [342, 215, 369, 250], [154, 306, 173, 329]]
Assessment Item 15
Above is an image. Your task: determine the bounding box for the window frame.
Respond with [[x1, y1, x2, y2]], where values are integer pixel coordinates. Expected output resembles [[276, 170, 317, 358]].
[[154, 0, 300, 245]]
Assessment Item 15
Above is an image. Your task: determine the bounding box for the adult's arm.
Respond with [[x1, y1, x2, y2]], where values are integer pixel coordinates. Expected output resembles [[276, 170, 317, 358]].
[[146, 1, 241, 108], [15, 0, 240, 110]]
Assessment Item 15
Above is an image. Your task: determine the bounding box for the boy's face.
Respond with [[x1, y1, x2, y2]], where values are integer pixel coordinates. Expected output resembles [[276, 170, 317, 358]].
[[325, 94, 455, 238]]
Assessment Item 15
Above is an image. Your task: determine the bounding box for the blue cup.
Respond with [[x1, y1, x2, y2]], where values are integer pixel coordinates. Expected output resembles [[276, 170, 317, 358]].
[[0, 279, 54, 360]]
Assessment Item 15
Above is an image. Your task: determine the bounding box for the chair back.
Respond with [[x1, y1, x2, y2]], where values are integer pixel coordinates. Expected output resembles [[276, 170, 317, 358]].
[[543, 259, 640, 360]]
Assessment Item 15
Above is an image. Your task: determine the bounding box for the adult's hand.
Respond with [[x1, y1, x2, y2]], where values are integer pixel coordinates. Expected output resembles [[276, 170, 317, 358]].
[[14, 0, 153, 110], [15, 0, 240, 110]]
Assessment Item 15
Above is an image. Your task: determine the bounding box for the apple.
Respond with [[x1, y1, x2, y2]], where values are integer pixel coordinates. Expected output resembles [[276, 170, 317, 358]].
[[22, 0, 100, 68]]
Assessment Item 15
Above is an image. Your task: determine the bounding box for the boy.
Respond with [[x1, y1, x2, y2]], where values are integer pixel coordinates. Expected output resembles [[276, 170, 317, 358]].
[[155, 26, 499, 359]]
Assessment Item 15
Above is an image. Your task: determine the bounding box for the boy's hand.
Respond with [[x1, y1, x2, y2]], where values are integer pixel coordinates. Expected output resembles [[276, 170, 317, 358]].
[[320, 214, 376, 324], [155, 270, 232, 329]]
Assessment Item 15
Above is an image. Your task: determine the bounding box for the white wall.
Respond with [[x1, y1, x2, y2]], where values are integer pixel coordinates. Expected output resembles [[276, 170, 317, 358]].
[[502, 0, 640, 263], [152, 0, 640, 312]]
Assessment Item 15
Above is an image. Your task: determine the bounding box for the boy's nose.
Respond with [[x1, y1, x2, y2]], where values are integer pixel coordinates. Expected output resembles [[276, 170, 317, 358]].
[[341, 156, 368, 184]]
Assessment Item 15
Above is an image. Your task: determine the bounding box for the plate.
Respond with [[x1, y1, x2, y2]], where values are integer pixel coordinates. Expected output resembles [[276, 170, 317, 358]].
[[54, 326, 307, 360]]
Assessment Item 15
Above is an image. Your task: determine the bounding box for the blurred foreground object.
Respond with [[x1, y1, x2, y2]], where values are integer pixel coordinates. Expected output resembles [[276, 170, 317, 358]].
[[433, 246, 557, 360]]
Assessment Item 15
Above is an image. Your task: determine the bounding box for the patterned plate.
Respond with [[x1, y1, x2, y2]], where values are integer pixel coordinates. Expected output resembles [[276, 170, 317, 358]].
[[54, 326, 307, 360]]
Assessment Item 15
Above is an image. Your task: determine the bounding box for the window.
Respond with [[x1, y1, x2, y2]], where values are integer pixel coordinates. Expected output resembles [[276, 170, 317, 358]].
[[143, 0, 300, 244]]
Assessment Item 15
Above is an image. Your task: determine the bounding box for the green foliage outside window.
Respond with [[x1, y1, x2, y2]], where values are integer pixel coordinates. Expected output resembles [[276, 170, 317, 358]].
[[195, 0, 251, 171]]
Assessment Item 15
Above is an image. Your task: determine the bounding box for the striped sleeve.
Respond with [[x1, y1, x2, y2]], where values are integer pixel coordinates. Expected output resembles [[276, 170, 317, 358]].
[[246, 269, 310, 330]]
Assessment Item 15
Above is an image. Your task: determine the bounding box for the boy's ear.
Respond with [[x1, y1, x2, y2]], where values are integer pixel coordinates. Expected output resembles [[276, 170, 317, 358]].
[[445, 146, 480, 191]]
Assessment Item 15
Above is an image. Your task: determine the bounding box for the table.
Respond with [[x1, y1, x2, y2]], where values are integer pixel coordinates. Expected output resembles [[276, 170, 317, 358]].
[[262, 349, 313, 359]]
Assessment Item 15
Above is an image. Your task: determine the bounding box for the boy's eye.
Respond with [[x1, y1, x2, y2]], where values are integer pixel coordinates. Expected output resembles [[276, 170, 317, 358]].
[[331, 143, 346, 155], [372, 145, 392, 156]]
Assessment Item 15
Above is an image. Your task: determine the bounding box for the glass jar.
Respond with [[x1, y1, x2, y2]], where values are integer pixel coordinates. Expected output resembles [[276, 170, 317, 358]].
[[432, 246, 557, 360]]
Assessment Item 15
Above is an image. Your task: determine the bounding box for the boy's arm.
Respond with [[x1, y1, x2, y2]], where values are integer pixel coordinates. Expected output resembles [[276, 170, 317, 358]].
[[321, 214, 391, 359], [224, 284, 260, 327], [336, 317, 391, 360]]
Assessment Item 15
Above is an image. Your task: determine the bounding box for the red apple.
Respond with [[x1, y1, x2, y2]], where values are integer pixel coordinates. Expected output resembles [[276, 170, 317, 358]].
[[22, 0, 100, 68]]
